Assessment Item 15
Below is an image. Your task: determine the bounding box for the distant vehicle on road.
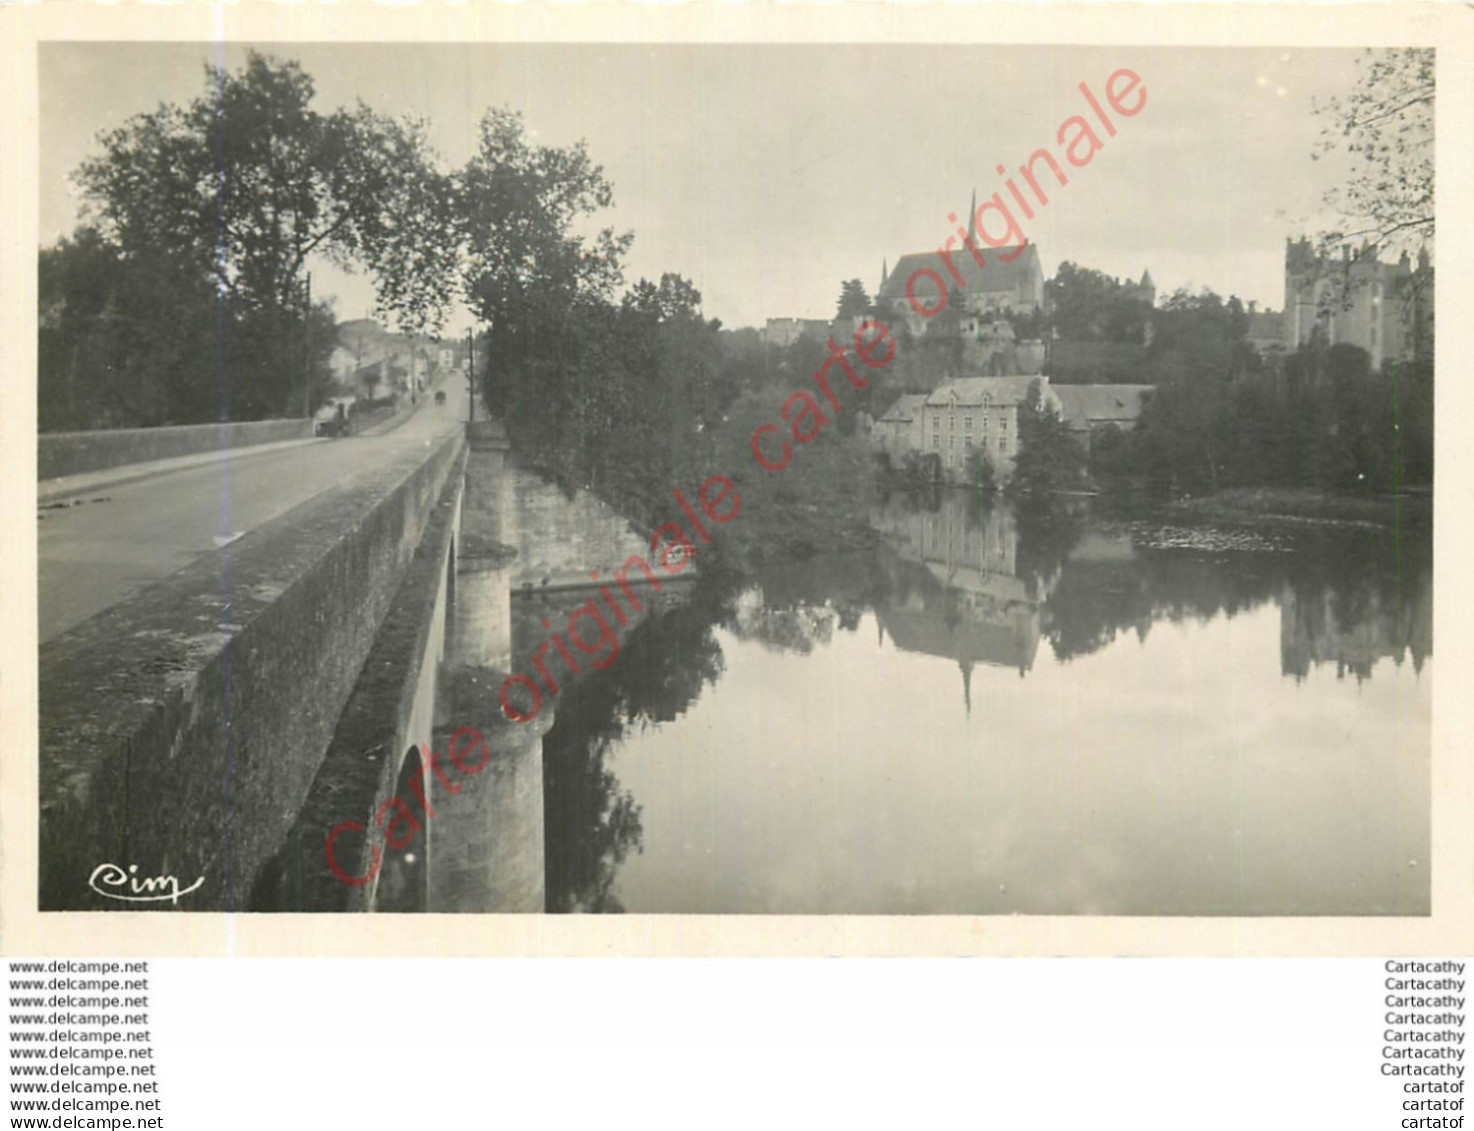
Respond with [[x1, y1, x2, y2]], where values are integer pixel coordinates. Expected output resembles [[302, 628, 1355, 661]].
[[314, 396, 356, 438], [434, 390, 446, 406]]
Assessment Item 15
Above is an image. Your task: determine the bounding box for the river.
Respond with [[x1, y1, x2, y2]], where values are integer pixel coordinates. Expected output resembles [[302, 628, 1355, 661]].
[[531, 479, 1431, 916]]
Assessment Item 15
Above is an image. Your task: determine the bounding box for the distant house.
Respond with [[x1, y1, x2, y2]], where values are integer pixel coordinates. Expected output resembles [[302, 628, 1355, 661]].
[[334, 318, 441, 398], [437, 341, 468, 372], [1052, 384, 1154, 451], [870, 393, 929, 460], [328, 346, 359, 383], [353, 359, 392, 402], [337, 318, 388, 364]]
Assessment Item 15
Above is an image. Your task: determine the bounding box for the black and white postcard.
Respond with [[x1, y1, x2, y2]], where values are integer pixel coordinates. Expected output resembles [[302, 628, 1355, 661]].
[[4, 3, 1468, 957]]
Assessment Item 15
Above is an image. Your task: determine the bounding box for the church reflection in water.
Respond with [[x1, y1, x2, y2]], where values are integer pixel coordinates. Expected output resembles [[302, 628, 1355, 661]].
[[524, 472, 1432, 914], [869, 492, 1052, 698], [865, 485, 1431, 702]]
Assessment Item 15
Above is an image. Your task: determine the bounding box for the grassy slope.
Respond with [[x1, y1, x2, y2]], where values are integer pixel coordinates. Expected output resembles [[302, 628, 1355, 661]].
[[698, 388, 880, 572], [1164, 486, 1432, 529]]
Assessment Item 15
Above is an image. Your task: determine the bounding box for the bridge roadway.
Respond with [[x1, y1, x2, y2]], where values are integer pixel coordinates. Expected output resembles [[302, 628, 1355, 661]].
[[38, 378, 471, 643], [38, 381, 697, 912]]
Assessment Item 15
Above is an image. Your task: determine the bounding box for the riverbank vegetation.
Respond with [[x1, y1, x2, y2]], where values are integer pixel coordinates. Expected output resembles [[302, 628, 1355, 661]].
[[1081, 292, 1433, 506], [1161, 487, 1429, 530]]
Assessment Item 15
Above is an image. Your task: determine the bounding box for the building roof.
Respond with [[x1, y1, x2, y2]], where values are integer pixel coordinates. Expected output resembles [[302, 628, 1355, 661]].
[[1052, 384, 1154, 431], [877, 393, 929, 423], [924, 375, 1043, 409], [878, 244, 1041, 304], [877, 604, 1040, 673]]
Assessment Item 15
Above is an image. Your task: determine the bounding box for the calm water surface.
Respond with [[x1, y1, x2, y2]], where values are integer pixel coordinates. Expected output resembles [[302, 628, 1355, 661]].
[[538, 486, 1431, 916]]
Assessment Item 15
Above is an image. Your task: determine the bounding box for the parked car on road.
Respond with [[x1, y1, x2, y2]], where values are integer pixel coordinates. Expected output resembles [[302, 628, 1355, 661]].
[[314, 396, 356, 438]]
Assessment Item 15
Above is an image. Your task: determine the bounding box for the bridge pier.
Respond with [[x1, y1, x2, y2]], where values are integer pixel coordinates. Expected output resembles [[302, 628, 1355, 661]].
[[425, 419, 551, 913], [427, 668, 552, 913]]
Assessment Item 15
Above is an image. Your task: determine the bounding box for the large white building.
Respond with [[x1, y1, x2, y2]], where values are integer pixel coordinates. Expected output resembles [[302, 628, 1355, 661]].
[[919, 375, 1059, 483]]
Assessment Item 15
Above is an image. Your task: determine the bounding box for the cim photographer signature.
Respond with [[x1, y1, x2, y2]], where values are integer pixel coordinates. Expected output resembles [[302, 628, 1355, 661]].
[[88, 863, 204, 906]]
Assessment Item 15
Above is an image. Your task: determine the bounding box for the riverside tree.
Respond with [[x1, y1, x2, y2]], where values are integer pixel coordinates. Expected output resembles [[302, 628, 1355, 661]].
[[53, 51, 458, 425], [1313, 47, 1434, 261], [458, 109, 632, 460], [1009, 379, 1085, 500], [459, 111, 742, 515]]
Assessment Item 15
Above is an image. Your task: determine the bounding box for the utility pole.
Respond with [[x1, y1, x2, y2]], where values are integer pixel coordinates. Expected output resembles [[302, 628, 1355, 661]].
[[466, 327, 475, 423], [302, 272, 313, 419]]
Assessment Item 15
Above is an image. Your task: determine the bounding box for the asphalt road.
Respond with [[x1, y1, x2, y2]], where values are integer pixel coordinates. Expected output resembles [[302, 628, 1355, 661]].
[[38, 379, 474, 644]]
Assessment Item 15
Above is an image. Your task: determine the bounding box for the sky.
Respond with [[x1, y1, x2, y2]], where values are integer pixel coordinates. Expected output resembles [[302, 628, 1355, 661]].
[[40, 43, 1375, 333]]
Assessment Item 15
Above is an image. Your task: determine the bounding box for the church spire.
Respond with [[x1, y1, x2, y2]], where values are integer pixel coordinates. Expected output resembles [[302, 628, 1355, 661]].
[[960, 658, 973, 718], [880, 257, 888, 292], [969, 188, 978, 244]]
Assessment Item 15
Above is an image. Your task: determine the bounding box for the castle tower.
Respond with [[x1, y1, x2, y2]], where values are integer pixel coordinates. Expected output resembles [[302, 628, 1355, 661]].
[[1138, 268, 1155, 308], [1284, 237, 1318, 349]]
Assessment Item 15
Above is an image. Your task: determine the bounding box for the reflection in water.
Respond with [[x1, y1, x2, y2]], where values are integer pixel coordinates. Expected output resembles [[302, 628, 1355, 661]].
[[538, 578, 735, 912], [869, 492, 1046, 685], [540, 484, 1432, 915]]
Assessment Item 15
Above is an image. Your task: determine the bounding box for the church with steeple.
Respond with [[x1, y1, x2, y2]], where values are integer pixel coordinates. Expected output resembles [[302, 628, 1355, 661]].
[[875, 190, 1048, 338]]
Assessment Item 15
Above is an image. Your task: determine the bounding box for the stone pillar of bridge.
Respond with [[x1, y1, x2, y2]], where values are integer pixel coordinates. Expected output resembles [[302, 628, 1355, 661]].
[[427, 669, 551, 913], [426, 417, 550, 913]]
